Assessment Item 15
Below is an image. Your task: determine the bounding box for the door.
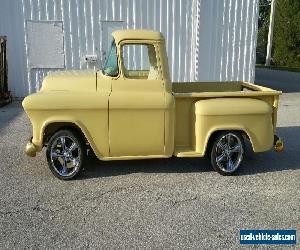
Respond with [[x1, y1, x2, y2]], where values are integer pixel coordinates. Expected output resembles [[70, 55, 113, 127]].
[[109, 43, 166, 157], [101, 21, 124, 67]]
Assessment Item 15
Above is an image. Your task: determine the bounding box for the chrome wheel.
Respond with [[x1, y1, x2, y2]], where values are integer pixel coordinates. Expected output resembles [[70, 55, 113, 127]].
[[50, 135, 81, 177], [213, 133, 244, 174]]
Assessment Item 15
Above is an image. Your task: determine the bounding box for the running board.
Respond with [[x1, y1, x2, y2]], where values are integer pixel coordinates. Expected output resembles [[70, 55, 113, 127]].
[[102, 155, 170, 161], [174, 147, 203, 158]]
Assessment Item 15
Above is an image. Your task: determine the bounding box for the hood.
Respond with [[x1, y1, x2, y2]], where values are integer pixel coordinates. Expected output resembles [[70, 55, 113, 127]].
[[40, 69, 97, 92]]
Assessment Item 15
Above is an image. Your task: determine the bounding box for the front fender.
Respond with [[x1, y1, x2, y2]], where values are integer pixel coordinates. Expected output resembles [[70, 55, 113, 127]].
[[22, 91, 109, 159], [38, 117, 107, 160]]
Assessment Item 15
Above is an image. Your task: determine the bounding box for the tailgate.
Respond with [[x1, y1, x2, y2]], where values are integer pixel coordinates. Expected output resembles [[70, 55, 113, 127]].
[[242, 82, 281, 132]]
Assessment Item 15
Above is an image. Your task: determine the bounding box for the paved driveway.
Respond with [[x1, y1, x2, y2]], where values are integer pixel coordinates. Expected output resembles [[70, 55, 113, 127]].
[[0, 90, 299, 248]]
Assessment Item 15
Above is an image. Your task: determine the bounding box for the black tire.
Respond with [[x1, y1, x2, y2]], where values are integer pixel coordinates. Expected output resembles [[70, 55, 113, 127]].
[[209, 131, 245, 176], [46, 130, 86, 180]]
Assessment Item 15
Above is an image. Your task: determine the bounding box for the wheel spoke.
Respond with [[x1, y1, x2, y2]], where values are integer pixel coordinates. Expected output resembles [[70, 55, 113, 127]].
[[230, 144, 240, 153], [71, 157, 80, 167], [216, 153, 226, 163], [217, 141, 227, 151], [227, 157, 234, 171], [52, 151, 63, 158], [68, 142, 78, 152], [226, 134, 231, 149], [59, 137, 66, 150], [61, 158, 68, 174]]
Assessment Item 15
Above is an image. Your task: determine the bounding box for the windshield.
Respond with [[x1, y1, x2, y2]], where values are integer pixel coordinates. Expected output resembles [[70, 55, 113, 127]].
[[102, 40, 119, 77]]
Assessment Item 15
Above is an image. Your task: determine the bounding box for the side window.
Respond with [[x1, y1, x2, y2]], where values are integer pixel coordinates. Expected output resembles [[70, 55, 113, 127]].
[[102, 40, 118, 77], [122, 44, 159, 80]]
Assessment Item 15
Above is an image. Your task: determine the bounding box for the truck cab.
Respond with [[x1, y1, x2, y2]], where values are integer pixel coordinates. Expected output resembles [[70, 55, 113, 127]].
[[100, 30, 175, 158]]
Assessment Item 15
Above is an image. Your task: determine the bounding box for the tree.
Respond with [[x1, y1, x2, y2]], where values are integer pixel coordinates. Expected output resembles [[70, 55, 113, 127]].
[[273, 0, 300, 67], [256, 0, 272, 64], [258, 0, 272, 29]]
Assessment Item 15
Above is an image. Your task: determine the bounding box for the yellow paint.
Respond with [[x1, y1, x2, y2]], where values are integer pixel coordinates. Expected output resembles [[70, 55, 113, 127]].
[[23, 29, 282, 160]]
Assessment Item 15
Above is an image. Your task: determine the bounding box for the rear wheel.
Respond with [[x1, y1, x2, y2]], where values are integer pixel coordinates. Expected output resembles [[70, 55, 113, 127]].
[[209, 131, 244, 175], [46, 130, 86, 180]]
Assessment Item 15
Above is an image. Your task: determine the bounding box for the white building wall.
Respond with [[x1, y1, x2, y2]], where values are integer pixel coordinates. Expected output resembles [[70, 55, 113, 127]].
[[0, 0, 259, 98]]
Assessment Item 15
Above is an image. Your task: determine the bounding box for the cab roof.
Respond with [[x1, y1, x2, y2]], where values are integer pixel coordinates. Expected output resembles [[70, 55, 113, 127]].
[[112, 29, 164, 44]]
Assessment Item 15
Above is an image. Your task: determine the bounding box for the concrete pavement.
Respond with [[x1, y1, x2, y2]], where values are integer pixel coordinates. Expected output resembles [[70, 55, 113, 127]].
[[0, 77, 299, 248]]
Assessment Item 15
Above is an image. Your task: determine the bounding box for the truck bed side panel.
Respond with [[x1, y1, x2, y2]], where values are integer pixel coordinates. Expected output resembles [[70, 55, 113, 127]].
[[173, 82, 281, 156]]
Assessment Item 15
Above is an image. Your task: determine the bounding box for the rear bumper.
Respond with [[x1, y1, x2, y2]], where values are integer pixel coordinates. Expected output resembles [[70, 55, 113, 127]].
[[274, 135, 284, 152], [25, 137, 37, 157]]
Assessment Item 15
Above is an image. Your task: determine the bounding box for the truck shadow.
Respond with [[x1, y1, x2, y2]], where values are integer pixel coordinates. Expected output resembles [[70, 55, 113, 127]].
[[239, 126, 300, 175], [81, 156, 211, 179], [79, 126, 300, 179], [0, 101, 23, 133]]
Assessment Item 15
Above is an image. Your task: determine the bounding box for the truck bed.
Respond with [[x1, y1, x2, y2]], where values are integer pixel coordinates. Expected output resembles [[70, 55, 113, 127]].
[[172, 81, 281, 97], [171, 81, 282, 157]]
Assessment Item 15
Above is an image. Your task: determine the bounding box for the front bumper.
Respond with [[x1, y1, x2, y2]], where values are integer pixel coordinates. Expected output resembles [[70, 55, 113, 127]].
[[25, 137, 37, 157], [274, 135, 284, 152]]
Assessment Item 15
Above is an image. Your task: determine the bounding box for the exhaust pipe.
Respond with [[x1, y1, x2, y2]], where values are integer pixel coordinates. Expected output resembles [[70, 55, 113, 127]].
[[274, 135, 284, 152], [25, 137, 37, 157]]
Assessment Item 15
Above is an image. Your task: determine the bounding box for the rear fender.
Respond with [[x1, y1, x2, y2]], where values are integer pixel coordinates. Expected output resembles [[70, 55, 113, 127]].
[[193, 98, 274, 155]]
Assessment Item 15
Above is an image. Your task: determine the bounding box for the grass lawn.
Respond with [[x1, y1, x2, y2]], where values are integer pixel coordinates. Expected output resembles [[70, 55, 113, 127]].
[[256, 64, 300, 73]]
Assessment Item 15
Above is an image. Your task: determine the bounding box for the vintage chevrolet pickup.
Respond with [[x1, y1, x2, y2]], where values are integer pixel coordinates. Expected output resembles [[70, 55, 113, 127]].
[[23, 30, 283, 180]]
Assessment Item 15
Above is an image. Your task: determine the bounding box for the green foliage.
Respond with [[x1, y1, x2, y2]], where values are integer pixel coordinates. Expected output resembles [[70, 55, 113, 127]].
[[256, 0, 300, 67], [273, 0, 300, 67], [256, 22, 269, 60]]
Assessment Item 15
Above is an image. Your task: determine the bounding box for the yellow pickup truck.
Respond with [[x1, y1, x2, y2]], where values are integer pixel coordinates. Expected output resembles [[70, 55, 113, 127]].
[[23, 29, 283, 180]]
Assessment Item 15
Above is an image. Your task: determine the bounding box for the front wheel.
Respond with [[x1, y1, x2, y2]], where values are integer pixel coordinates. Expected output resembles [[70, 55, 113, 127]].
[[46, 130, 86, 180], [209, 131, 245, 175]]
